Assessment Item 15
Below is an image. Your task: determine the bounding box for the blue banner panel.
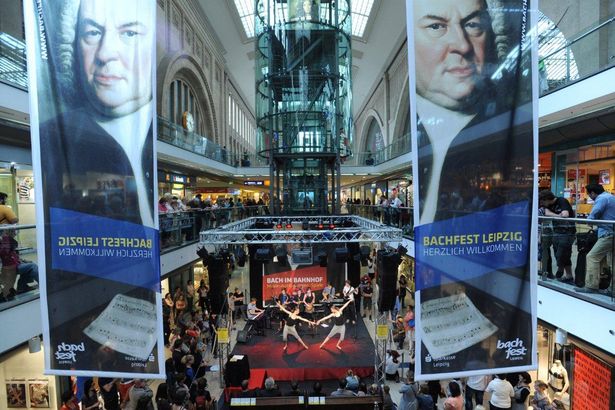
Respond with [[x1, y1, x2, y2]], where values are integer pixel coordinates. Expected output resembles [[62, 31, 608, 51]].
[[407, 0, 538, 379], [24, 0, 164, 377]]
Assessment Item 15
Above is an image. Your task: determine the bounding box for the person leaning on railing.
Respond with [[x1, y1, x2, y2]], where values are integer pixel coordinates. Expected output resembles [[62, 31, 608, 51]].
[[575, 184, 615, 294]]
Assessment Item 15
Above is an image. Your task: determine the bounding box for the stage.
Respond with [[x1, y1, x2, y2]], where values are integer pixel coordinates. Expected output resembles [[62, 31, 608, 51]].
[[231, 318, 375, 381]]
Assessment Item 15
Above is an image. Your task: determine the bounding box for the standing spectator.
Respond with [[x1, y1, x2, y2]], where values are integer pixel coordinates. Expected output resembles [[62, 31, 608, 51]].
[[80, 379, 100, 410], [417, 383, 435, 410], [392, 315, 406, 350], [444, 381, 463, 410], [399, 375, 419, 410], [232, 287, 245, 319], [123, 379, 153, 410], [512, 372, 532, 410], [186, 279, 195, 312], [538, 205, 554, 278], [382, 385, 395, 410], [398, 274, 409, 308], [0, 192, 18, 224], [390, 188, 403, 226], [404, 306, 416, 356], [60, 390, 79, 410], [197, 280, 209, 312], [486, 374, 514, 410], [577, 184, 615, 293], [465, 374, 490, 410], [99, 379, 120, 410], [539, 190, 576, 282]]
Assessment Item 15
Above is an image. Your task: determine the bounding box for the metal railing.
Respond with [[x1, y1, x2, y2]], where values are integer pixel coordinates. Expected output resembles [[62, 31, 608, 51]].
[[341, 204, 414, 239], [538, 215, 615, 306], [157, 117, 268, 168], [0, 32, 27, 90], [538, 16, 615, 96]]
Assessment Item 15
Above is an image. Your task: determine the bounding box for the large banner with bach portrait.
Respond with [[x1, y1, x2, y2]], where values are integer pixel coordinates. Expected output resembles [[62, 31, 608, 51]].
[[24, 0, 164, 378], [406, 0, 538, 379]]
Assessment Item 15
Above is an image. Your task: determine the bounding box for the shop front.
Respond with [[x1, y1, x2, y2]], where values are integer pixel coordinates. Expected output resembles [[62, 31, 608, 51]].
[[550, 142, 615, 216], [536, 321, 615, 409], [0, 341, 60, 409], [158, 171, 196, 200]]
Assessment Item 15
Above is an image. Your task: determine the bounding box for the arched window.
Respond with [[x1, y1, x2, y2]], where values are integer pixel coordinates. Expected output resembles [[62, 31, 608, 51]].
[[168, 79, 206, 136], [365, 118, 384, 153], [537, 11, 579, 91]]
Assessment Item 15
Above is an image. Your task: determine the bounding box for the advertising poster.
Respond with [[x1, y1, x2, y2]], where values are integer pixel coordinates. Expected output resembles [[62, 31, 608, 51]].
[[572, 348, 612, 410], [407, 0, 538, 378], [262, 266, 327, 300], [24, 0, 164, 377], [6, 383, 27, 408]]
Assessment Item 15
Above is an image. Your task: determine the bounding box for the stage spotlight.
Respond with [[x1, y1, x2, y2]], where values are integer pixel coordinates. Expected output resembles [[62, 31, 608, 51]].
[[317, 250, 328, 267], [317, 223, 324, 230], [329, 223, 335, 229], [285, 221, 293, 229], [276, 223, 283, 229], [302, 220, 309, 230]]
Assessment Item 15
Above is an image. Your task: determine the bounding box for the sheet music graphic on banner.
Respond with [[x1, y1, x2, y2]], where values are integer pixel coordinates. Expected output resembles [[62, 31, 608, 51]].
[[23, 0, 164, 378], [421, 293, 497, 360], [84, 294, 158, 361]]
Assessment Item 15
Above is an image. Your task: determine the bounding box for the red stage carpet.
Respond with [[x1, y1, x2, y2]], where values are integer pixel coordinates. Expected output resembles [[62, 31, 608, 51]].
[[232, 318, 375, 381]]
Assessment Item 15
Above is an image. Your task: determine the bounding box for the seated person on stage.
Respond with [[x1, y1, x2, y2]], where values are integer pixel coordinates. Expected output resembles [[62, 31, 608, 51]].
[[385, 350, 401, 382], [309, 382, 326, 397], [247, 297, 265, 335], [277, 288, 290, 306], [301, 287, 316, 321], [330, 378, 356, 397], [321, 283, 335, 302], [286, 381, 302, 396], [288, 290, 300, 309], [258, 377, 282, 397]]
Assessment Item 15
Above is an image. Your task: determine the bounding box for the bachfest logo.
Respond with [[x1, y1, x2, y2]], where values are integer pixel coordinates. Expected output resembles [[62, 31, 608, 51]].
[[497, 338, 527, 360], [55, 342, 85, 363]]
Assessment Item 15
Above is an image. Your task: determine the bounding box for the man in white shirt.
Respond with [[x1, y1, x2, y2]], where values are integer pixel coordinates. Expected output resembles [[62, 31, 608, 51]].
[[464, 374, 491, 410], [485, 374, 514, 410]]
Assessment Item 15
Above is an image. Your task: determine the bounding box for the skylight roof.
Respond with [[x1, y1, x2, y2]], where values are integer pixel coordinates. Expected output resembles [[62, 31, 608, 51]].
[[233, 0, 375, 38]]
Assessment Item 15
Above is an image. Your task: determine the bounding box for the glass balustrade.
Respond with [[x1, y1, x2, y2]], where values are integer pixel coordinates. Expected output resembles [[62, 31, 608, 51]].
[[538, 216, 615, 305]]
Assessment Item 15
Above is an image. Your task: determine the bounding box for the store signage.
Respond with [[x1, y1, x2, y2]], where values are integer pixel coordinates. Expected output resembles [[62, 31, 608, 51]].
[[24, 0, 164, 378], [572, 349, 612, 410], [244, 180, 265, 186], [407, 0, 538, 379]]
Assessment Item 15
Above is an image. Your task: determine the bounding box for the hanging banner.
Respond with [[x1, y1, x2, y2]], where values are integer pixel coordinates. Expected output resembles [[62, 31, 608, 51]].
[[262, 266, 327, 301], [407, 0, 538, 379], [24, 0, 164, 378]]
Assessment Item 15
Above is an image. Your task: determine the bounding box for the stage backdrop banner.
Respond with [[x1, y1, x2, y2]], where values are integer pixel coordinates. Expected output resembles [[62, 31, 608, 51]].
[[406, 0, 538, 379], [263, 266, 327, 301], [24, 0, 164, 378]]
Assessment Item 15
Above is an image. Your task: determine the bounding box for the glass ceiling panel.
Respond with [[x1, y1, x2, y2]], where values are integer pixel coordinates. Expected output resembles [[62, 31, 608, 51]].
[[234, 0, 375, 38]]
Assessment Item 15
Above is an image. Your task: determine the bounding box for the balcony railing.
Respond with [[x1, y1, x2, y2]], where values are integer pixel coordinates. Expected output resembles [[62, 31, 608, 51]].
[[539, 16, 615, 96], [341, 204, 414, 239], [539, 215, 615, 307], [343, 134, 412, 167], [157, 117, 268, 168], [0, 32, 27, 90]]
